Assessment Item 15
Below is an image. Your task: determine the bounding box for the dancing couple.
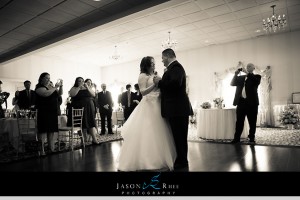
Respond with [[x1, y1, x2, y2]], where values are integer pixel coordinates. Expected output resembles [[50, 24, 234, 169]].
[[117, 48, 193, 171]]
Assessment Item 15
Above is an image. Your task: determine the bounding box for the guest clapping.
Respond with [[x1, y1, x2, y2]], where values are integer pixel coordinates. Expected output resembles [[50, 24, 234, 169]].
[[35, 73, 63, 154], [68, 77, 99, 144]]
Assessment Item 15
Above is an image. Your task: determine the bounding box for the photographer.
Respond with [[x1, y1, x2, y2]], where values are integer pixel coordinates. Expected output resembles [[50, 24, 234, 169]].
[[230, 62, 261, 144]]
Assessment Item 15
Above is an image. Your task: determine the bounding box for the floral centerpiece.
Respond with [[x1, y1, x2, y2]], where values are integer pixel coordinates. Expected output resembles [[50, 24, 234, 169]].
[[213, 97, 223, 108], [279, 105, 299, 126], [200, 102, 211, 109]]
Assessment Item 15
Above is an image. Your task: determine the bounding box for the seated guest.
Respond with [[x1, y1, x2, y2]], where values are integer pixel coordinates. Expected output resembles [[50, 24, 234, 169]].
[[18, 80, 36, 110], [68, 77, 99, 144], [35, 73, 63, 154]]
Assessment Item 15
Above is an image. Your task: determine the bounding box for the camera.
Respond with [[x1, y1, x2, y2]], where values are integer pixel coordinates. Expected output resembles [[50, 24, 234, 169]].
[[238, 68, 243, 71]]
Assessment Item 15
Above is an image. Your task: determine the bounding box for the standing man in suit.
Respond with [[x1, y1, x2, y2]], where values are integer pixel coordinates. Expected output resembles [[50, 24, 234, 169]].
[[18, 80, 36, 110], [132, 83, 142, 110], [153, 48, 193, 170], [121, 84, 134, 121], [230, 62, 261, 144], [97, 83, 114, 135]]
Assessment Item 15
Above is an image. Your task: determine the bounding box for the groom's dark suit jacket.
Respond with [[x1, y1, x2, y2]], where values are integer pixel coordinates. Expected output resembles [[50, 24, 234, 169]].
[[231, 73, 261, 106], [158, 60, 193, 118]]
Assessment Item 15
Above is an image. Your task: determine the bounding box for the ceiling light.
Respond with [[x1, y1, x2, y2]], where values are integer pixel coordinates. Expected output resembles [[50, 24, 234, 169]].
[[262, 5, 287, 33], [110, 45, 121, 61], [162, 31, 177, 49]]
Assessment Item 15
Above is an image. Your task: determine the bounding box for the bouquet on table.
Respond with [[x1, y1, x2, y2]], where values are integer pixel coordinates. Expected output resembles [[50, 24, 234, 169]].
[[213, 97, 223, 108], [279, 105, 299, 125], [200, 102, 211, 109]]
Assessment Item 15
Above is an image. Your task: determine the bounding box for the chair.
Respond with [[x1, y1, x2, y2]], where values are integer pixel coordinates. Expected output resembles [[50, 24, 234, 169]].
[[115, 111, 125, 133], [16, 110, 39, 156], [58, 107, 85, 151]]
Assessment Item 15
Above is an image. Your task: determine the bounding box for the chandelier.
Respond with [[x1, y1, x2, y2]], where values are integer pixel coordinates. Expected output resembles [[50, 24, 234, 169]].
[[110, 45, 121, 60], [162, 31, 177, 49], [262, 5, 287, 33]]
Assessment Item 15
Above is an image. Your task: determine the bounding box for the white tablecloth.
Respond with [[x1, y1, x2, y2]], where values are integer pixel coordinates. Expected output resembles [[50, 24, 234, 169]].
[[0, 116, 67, 148], [196, 108, 249, 139]]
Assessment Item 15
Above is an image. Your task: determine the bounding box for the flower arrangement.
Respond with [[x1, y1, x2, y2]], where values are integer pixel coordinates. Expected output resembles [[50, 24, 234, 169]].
[[279, 105, 300, 125], [200, 102, 211, 109], [213, 97, 223, 108]]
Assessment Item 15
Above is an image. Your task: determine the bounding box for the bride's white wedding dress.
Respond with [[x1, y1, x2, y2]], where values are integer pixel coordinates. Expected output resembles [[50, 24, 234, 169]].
[[117, 73, 176, 171]]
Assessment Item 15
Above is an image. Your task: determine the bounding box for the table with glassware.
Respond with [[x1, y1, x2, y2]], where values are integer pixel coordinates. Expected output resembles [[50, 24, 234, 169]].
[[0, 115, 68, 149], [196, 108, 249, 139]]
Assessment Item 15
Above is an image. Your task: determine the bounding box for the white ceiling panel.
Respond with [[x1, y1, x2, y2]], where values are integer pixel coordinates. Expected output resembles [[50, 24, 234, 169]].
[[205, 4, 232, 17], [213, 13, 237, 23], [1, 0, 298, 67], [228, 0, 257, 11], [193, 19, 217, 28], [195, 0, 225, 10], [172, 1, 201, 16], [184, 11, 210, 23], [219, 20, 242, 29]]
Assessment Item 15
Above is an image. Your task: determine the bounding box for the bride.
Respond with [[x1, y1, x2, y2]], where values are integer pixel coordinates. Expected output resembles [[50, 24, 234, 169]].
[[117, 56, 176, 171]]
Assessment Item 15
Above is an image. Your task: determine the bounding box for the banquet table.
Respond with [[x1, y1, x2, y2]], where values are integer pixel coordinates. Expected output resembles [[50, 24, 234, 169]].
[[0, 116, 68, 149], [196, 108, 249, 139]]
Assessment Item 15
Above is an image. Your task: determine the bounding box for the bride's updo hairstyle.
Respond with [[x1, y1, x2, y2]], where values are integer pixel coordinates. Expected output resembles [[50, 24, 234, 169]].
[[140, 56, 154, 74]]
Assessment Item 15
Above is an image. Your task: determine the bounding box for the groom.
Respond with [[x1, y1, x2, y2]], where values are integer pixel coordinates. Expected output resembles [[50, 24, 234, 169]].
[[153, 48, 193, 169]]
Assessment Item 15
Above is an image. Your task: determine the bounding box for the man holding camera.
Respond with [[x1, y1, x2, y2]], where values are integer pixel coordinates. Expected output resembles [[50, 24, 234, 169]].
[[230, 62, 261, 144]]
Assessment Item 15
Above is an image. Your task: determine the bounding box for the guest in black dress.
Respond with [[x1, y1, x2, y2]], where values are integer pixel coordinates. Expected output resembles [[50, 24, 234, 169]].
[[0, 80, 10, 118], [35, 73, 63, 155], [68, 77, 99, 144]]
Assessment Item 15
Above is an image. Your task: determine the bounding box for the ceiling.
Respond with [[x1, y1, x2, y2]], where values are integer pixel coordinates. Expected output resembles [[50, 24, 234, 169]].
[[1, 0, 300, 67]]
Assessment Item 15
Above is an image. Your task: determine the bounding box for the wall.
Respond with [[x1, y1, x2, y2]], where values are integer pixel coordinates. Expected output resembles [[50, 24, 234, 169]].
[[101, 30, 300, 110], [1, 30, 299, 111]]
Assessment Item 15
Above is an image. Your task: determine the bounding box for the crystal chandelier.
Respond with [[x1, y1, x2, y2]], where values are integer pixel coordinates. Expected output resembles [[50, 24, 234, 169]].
[[110, 45, 121, 60], [262, 5, 287, 33], [162, 31, 177, 49]]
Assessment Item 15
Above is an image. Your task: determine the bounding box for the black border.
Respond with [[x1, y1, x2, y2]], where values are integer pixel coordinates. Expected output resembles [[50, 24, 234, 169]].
[[1, 172, 300, 196]]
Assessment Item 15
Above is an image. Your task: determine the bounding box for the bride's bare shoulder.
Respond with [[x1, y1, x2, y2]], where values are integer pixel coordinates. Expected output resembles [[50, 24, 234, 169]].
[[138, 73, 149, 79]]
